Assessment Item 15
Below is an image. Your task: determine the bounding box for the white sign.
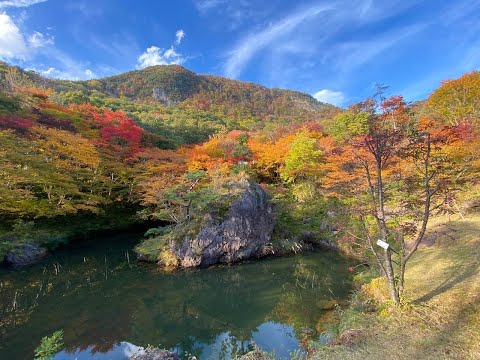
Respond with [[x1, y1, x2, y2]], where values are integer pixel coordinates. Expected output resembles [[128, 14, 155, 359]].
[[376, 239, 390, 250]]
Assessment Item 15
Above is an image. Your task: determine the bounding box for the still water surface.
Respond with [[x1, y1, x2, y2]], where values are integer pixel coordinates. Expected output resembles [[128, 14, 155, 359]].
[[0, 233, 352, 359]]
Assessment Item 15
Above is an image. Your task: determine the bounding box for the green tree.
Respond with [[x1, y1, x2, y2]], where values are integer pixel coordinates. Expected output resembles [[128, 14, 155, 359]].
[[281, 131, 322, 184]]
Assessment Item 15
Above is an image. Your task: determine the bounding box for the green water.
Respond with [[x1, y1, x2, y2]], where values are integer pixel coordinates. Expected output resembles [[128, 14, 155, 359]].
[[0, 232, 352, 360]]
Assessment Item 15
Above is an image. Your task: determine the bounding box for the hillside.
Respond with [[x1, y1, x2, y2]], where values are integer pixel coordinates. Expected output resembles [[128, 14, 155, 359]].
[[0, 62, 338, 141], [56, 65, 328, 115]]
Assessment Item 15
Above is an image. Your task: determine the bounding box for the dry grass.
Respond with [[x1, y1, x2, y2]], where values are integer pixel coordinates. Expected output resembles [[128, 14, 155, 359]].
[[314, 212, 480, 360]]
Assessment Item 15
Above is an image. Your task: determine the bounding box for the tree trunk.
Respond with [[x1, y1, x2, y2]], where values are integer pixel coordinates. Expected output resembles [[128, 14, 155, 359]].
[[384, 248, 400, 304]]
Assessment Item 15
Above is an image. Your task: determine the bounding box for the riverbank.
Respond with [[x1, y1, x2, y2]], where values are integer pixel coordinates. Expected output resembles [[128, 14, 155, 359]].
[[0, 206, 154, 267], [238, 211, 479, 360], [311, 210, 479, 359]]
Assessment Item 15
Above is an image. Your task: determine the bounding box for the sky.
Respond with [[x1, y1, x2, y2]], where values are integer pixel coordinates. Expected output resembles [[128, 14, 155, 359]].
[[0, 0, 479, 107]]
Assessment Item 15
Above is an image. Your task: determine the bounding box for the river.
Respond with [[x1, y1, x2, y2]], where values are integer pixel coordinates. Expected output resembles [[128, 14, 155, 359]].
[[0, 232, 352, 359]]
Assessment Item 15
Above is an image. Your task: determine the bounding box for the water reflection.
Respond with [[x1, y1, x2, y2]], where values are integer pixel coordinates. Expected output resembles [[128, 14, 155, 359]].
[[0, 233, 352, 359]]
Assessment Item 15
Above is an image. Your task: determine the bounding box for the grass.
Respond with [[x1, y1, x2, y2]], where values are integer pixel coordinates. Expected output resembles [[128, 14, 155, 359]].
[[312, 210, 480, 360]]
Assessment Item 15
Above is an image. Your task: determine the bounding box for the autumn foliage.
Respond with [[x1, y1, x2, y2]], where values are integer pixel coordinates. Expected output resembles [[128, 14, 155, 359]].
[[0, 67, 478, 284]]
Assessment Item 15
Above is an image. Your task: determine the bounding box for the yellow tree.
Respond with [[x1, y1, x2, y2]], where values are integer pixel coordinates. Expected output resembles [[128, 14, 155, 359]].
[[427, 71, 480, 126]]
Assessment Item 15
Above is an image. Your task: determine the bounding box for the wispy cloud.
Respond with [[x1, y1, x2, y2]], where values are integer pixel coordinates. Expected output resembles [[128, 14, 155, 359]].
[[89, 32, 140, 61], [27, 44, 99, 80], [175, 29, 185, 45], [224, 4, 332, 79], [194, 0, 265, 31], [330, 24, 425, 72], [28, 31, 54, 48], [66, 1, 103, 18], [194, 0, 225, 14], [0, 0, 46, 8], [313, 89, 345, 106], [221, 0, 447, 104]]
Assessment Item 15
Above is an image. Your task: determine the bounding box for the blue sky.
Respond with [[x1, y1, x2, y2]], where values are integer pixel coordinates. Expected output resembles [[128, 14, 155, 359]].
[[0, 0, 479, 106]]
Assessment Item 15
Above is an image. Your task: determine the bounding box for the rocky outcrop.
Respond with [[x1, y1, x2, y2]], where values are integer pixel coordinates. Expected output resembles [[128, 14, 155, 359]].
[[238, 350, 273, 360], [152, 88, 176, 106], [4, 242, 47, 267], [130, 348, 180, 360], [169, 180, 275, 268]]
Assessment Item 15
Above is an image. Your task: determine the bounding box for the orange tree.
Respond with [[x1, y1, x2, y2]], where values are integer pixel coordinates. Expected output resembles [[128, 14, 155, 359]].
[[322, 92, 470, 304]]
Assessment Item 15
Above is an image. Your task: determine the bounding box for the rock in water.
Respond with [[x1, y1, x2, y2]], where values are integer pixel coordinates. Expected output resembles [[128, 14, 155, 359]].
[[131, 348, 180, 360], [174, 180, 275, 267], [238, 350, 273, 360], [4, 242, 47, 267]]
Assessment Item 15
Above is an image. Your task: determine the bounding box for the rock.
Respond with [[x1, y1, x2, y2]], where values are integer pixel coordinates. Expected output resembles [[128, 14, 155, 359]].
[[130, 348, 180, 360], [172, 180, 276, 268], [297, 232, 340, 252], [152, 88, 175, 106], [4, 242, 47, 267], [238, 350, 273, 360], [317, 239, 340, 251]]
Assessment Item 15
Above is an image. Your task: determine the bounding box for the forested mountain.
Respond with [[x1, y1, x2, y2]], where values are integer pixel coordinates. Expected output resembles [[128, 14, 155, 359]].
[[0, 62, 339, 147]]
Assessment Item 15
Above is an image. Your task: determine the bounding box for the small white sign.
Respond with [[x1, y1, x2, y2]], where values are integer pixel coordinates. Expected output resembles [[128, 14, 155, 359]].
[[376, 239, 390, 250]]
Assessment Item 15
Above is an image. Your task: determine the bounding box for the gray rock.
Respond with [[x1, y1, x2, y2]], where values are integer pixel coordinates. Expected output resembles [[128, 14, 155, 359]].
[[297, 231, 339, 251], [152, 88, 175, 106], [4, 242, 47, 267], [173, 180, 275, 268], [130, 348, 180, 360], [238, 350, 273, 360]]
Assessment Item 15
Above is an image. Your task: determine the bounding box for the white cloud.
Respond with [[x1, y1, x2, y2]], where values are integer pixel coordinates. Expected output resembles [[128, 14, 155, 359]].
[[0, 12, 28, 59], [0, 12, 54, 61], [32, 65, 96, 80], [313, 89, 345, 106], [0, 11, 96, 80], [175, 29, 185, 45], [27, 30, 54, 48], [0, 0, 47, 8], [137, 46, 185, 68], [84, 68, 95, 78], [137, 30, 188, 69], [223, 4, 331, 78]]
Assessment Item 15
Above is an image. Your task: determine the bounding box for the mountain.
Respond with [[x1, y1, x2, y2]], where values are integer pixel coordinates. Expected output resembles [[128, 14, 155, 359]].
[[0, 62, 341, 147], [1, 62, 337, 119]]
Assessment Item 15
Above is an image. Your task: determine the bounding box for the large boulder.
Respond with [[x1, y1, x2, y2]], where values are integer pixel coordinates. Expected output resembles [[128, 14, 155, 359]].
[[4, 242, 47, 267], [172, 180, 275, 268], [130, 348, 180, 360]]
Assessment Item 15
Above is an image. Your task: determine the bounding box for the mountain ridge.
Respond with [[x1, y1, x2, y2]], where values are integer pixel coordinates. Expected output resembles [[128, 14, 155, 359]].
[[0, 62, 335, 115]]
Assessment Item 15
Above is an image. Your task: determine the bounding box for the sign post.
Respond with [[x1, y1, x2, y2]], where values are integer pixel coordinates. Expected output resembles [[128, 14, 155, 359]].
[[376, 239, 390, 250]]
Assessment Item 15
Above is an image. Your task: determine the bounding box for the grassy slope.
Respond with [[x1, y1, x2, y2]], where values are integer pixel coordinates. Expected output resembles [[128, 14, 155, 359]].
[[315, 211, 480, 360]]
